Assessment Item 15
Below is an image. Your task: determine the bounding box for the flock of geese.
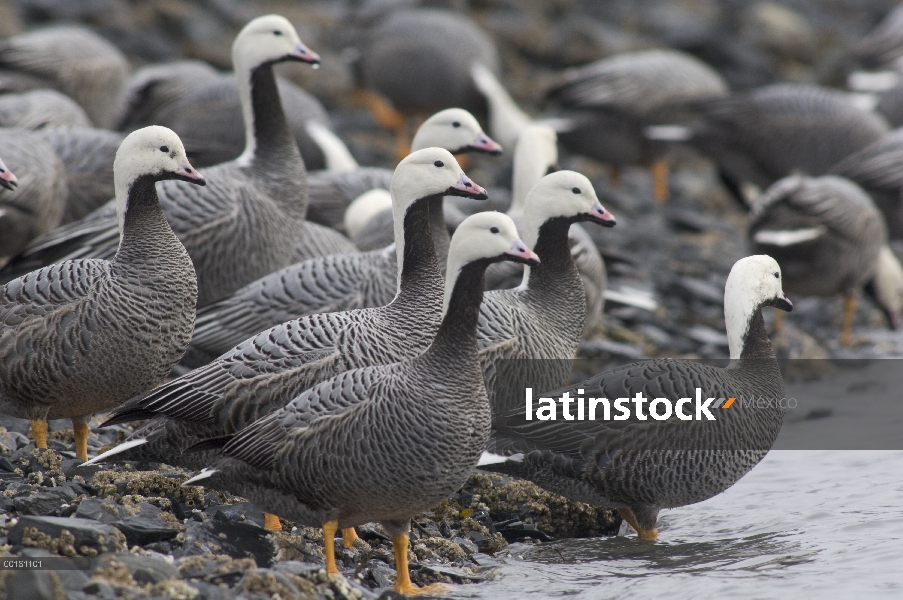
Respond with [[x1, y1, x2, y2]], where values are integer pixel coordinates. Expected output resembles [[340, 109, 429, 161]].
[[1, 5, 902, 594]]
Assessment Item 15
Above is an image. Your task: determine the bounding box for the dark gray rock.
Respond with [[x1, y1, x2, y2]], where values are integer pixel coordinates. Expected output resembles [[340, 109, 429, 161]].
[[2, 569, 64, 600], [178, 512, 274, 567], [111, 503, 180, 546], [93, 552, 178, 585], [12, 491, 65, 516], [204, 501, 264, 528], [7, 516, 126, 554], [453, 536, 478, 555], [74, 498, 123, 524], [81, 579, 117, 600], [470, 552, 501, 569]]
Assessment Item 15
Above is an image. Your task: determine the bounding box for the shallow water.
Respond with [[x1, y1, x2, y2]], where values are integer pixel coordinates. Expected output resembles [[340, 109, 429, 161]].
[[455, 450, 903, 599]]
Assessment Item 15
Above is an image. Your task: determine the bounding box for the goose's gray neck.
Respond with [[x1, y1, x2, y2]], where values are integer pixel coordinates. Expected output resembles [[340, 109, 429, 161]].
[[246, 64, 301, 166], [525, 217, 583, 300], [428, 195, 451, 275], [739, 309, 777, 362], [393, 195, 443, 305], [115, 177, 184, 266], [427, 258, 492, 364]]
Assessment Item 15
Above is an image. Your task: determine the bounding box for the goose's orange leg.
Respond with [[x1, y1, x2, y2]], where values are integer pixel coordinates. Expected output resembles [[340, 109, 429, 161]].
[[341, 527, 359, 549], [650, 160, 669, 202], [618, 508, 659, 541], [323, 520, 340, 574], [841, 294, 857, 347], [264, 513, 282, 531], [73, 422, 89, 460], [31, 419, 48, 450], [391, 533, 450, 595]]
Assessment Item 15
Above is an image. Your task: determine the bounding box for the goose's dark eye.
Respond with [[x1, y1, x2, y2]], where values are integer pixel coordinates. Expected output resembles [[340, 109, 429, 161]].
[[434, 160, 444, 167], [490, 226, 499, 234], [774, 272, 780, 279], [159, 146, 169, 153], [452, 121, 461, 128], [273, 30, 282, 36], [572, 187, 581, 194]]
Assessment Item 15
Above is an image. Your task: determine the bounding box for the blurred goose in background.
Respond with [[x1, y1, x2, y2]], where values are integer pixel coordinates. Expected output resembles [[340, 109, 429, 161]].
[[0, 126, 203, 460], [855, 4, 903, 71], [0, 15, 349, 306], [748, 174, 897, 346], [482, 255, 792, 541], [34, 127, 124, 224], [547, 49, 729, 201], [0, 25, 128, 128], [184, 110, 501, 362], [354, 8, 501, 158], [830, 127, 903, 239], [0, 89, 91, 129], [0, 130, 67, 266], [654, 84, 890, 204], [0, 156, 16, 190], [470, 62, 532, 151], [91, 149, 488, 536], [180, 211, 538, 592]]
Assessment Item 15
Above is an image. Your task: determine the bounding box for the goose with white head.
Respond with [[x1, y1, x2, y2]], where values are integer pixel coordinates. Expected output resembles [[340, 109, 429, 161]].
[[180, 211, 538, 594], [0, 126, 203, 460], [482, 255, 792, 541], [0, 15, 353, 305], [182, 109, 501, 362], [483, 124, 609, 334], [478, 170, 615, 415]]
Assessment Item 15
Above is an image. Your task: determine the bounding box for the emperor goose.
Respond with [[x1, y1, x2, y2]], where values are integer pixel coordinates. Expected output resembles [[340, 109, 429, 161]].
[[183, 109, 501, 361], [181, 211, 538, 593], [662, 84, 890, 203], [0, 16, 351, 306], [547, 49, 729, 201], [0, 126, 203, 460], [748, 174, 897, 345], [0, 25, 128, 128], [483, 123, 608, 334], [482, 255, 792, 540], [355, 8, 501, 157], [0, 130, 67, 267]]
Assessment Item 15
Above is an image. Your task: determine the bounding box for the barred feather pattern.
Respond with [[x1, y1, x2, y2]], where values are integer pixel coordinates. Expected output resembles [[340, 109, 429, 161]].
[[0, 189, 197, 423], [485, 312, 785, 531]]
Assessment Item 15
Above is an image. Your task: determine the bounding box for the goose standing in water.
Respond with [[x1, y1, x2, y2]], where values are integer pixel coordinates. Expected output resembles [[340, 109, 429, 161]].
[[184, 110, 501, 361], [181, 211, 539, 593], [482, 255, 792, 540], [0, 130, 67, 267], [0, 25, 128, 129], [354, 8, 501, 158], [748, 174, 898, 345], [0, 16, 348, 306], [547, 49, 728, 201], [0, 126, 203, 460]]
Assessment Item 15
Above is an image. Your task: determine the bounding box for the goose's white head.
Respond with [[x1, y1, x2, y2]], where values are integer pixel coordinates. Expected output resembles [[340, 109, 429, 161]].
[[232, 15, 320, 74], [114, 126, 204, 232], [411, 108, 502, 154], [390, 147, 488, 280], [511, 124, 559, 214], [0, 157, 17, 191], [443, 211, 539, 317], [724, 255, 793, 359], [522, 170, 615, 249]]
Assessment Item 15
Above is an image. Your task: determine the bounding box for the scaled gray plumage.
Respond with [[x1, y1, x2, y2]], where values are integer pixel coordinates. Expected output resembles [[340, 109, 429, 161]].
[[0, 89, 91, 129], [0, 130, 67, 264]]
